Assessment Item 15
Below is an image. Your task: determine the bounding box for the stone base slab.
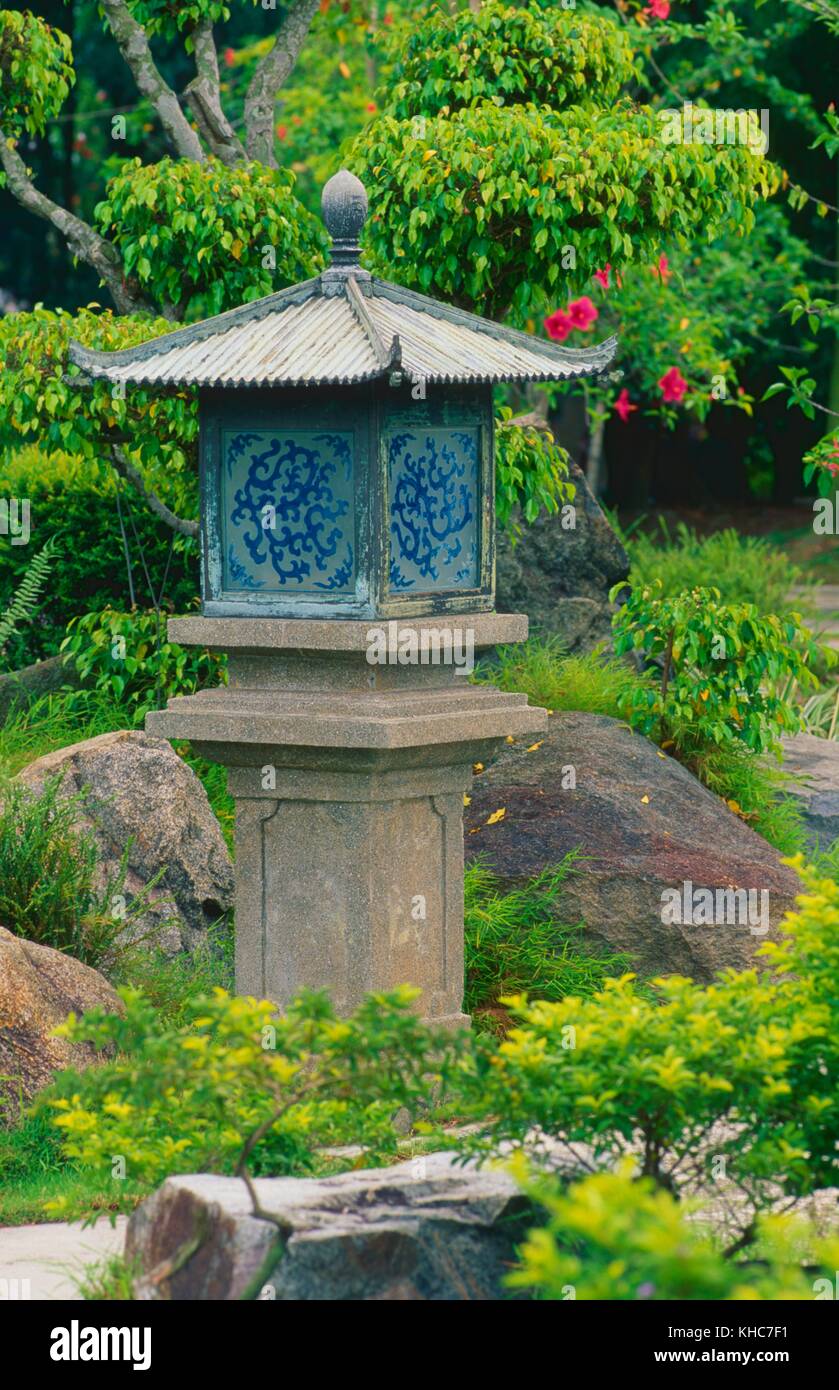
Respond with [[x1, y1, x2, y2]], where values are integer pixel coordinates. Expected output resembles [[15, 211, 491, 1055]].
[[146, 612, 545, 1022]]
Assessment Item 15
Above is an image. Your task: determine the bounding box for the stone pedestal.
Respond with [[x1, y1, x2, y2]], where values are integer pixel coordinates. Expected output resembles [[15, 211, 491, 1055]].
[[146, 614, 545, 1027]]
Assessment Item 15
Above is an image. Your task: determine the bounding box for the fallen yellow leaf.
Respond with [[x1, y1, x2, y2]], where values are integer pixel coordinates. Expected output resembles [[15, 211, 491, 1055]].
[[486, 808, 506, 825], [527, 741, 543, 752], [506, 735, 515, 744], [473, 762, 484, 773], [640, 795, 650, 804], [463, 794, 471, 806]]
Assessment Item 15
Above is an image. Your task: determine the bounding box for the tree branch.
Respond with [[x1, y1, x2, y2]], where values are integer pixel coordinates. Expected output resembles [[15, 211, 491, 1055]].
[[0, 130, 155, 316], [243, 0, 321, 167], [185, 19, 246, 166], [110, 446, 199, 539], [100, 0, 205, 162]]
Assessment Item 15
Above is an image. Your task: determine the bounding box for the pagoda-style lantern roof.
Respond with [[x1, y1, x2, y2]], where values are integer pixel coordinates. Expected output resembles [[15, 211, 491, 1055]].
[[68, 170, 617, 623], [69, 170, 617, 390]]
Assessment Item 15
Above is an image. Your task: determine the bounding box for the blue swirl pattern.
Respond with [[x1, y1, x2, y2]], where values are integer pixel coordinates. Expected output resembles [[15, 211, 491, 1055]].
[[224, 430, 355, 593], [388, 429, 479, 590]]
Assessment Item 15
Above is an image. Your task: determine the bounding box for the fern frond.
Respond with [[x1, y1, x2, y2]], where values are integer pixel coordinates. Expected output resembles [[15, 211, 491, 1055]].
[[0, 535, 60, 661]]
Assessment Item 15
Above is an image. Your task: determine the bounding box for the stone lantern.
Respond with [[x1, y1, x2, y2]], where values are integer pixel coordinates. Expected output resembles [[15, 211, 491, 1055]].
[[70, 170, 617, 1028]]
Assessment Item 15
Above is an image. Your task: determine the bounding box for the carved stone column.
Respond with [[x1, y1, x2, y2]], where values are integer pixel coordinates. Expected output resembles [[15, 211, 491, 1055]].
[[147, 613, 545, 1027]]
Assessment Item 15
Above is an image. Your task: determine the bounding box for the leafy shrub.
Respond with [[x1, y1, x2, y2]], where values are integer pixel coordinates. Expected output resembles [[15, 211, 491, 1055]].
[[453, 864, 839, 1239], [44, 986, 461, 1214], [0, 773, 162, 968], [626, 521, 805, 616], [61, 607, 225, 718], [96, 157, 327, 320], [508, 1163, 839, 1301], [0, 308, 198, 479], [352, 100, 769, 318], [0, 469, 199, 667], [464, 858, 632, 1026], [382, 1, 638, 119], [0, 9, 73, 137], [495, 411, 575, 531], [758, 861, 839, 1196], [611, 580, 820, 755]]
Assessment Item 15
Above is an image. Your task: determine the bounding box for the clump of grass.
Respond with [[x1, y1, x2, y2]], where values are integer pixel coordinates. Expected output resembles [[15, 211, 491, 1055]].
[[464, 857, 632, 1031], [624, 519, 807, 616], [475, 636, 648, 718], [178, 749, 234, 852], [807, 836, 839, 882], [0, 772, 166, 969], [77, 1256, 140, 1301], [111, 923, 234, 1027], [0, 1108, 109, 1227], [0, 689, 132, 777], [678, 739, 808, 856]]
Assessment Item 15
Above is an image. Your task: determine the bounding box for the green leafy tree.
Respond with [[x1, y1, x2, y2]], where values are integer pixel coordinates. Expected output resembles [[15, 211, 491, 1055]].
[[0, 1, 332, 533]]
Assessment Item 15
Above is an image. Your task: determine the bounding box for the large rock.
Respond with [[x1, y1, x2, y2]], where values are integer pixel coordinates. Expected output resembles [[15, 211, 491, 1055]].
[[0, 654, 80, 724], [0, 926, 122, 1118], [495, 458, 629, 650], [782, 732, 839, 851], [464, 711, 801, 981], [18, 730, 234, 957], [125, 1154, 531, 1301]]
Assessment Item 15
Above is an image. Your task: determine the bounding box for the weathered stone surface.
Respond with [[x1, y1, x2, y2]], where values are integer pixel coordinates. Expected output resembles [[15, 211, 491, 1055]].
[[17, 730, 234, 957], [125, 1154, 531, 1301], [464, 711, 801, 981], [496, 459, 629, 650], [782, 732, 839, 851], [0, 926, 123, 1118], [151, 617, 545, 1021]]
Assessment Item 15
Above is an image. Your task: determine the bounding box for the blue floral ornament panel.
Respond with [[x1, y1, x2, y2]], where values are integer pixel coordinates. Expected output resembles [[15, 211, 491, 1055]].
[[223, 430, 355, 593], [387, 429, 479, 591]]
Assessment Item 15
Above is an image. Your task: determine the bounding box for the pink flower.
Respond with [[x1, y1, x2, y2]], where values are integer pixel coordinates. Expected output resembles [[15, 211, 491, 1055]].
[[658, 366, 688, 404], [823, 460, 839, 477], [653, 254, 672, 284], [544, 310, 572, 342], [593, 265, 613, 290], [223, 46, 236, 67], [567, 296, 599, 330], [645, 0, 671, 18], [615, 389, 638, 423]]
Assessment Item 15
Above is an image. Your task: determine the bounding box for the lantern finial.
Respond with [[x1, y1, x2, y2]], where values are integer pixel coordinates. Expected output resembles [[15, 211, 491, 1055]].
[[322, 169, 368, 268]]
